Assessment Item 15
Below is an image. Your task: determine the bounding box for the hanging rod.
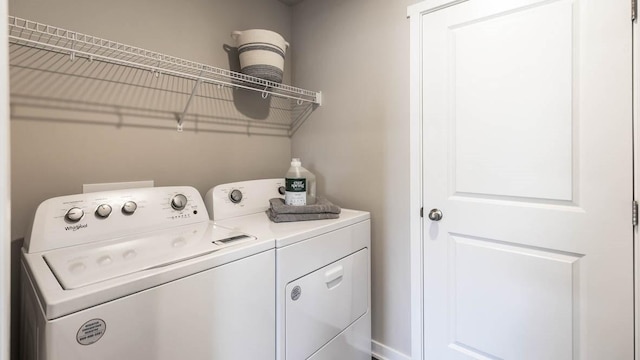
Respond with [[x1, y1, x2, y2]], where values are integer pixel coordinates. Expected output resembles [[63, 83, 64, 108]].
[[7, 16, 322, 106]]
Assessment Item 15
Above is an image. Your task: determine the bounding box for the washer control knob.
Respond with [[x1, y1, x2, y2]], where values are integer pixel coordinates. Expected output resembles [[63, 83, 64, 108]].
[[171, 194, 188, 211], [229, 189, 243, 204], [95, 204, 112, 218], [65, 207, 84, 222], [278, 186, 285, 195], [122, 201, 138, 215]]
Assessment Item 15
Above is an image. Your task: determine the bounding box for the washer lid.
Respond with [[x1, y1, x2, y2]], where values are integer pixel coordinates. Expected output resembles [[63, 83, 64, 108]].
[[43, 222, 255, 290]]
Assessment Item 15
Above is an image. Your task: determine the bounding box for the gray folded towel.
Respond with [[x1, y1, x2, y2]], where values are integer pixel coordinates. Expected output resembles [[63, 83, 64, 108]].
[[268, 198, 341, 215], [266, 208, 340, 223], [265, 198, 341, 223]]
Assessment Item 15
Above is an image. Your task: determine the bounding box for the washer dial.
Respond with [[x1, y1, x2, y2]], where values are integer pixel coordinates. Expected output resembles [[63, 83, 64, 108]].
[[65, 207, 84, 222], [229, 189, 243, 204], [122, 201, 137, 215], [95, 204, 112, 218], [171, 194, 188, 211]]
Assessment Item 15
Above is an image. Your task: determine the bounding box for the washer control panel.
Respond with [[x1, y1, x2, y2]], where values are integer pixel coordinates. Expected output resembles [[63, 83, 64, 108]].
[[25, 186, 209, 253]]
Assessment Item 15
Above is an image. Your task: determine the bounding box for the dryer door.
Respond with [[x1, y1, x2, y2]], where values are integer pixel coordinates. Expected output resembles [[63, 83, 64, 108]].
[[285, 248, 368, 360]]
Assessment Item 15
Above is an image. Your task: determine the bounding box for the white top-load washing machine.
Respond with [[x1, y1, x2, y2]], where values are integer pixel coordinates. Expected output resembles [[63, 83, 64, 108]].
[[21, 186, 275, 360], [205, 179, 371, 360]]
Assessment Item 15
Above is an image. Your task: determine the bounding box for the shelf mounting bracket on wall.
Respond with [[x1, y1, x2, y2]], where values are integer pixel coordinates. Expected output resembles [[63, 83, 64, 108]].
[[70, 33, 76, 62], [176, 75, 203, 132]]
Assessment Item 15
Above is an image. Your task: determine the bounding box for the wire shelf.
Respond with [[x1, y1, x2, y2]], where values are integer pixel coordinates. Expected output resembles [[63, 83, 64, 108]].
[[7, 16, 321, 135]]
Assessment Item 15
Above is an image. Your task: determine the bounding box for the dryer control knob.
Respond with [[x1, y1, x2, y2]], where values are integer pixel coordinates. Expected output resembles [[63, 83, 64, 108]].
[[122, 201, 137, 215], [229, 189, 243, 204], [171, 194, 188, 211], [65, 207, 84, 222], [95, 204, 112, 218]]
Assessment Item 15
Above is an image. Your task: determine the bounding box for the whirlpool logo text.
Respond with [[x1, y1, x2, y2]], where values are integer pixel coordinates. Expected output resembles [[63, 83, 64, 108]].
[[65, 224, 88, 231]]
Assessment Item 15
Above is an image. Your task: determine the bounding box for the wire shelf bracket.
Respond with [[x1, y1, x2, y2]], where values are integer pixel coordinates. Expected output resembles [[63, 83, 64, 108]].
[[177, 75, 203, 132]]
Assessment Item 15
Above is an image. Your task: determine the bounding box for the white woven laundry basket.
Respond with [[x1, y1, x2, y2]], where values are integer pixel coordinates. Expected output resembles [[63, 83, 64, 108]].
[[231, 29, 289, 83]]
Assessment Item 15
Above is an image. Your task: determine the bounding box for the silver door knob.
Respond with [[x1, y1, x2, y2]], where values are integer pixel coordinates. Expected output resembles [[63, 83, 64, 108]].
[[428, 209, 443, 221]]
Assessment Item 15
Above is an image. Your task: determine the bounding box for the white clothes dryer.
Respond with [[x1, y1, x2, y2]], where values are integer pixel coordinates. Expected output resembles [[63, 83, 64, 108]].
[[21, 186, 275, 360], [206, 179, 371, 360]]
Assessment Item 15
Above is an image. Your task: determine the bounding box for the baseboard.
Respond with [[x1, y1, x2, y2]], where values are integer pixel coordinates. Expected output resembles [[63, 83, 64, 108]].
[[371, 340, 412, 360]]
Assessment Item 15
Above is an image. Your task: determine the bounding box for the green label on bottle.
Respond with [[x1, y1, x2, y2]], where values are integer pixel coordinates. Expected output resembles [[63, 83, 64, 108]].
[[286, 178, 306, 192]]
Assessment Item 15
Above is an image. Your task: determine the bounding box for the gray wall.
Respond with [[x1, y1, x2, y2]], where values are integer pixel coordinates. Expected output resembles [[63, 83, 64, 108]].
[[290, 0, 418, 357]]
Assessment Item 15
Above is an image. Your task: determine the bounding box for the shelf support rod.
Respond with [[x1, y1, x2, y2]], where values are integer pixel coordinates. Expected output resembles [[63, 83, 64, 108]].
[[177, 75, 202, 132], [70, 33, 76, 62]]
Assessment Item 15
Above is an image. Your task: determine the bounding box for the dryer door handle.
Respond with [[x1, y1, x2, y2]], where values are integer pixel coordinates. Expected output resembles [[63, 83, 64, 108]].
[[324, 265, 344, 289]]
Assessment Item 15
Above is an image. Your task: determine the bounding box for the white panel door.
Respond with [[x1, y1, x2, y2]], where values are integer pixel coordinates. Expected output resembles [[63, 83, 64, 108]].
[[419, 0, 633, 359]]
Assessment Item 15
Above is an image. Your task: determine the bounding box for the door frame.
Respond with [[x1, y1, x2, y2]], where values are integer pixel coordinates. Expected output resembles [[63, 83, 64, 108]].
[[633, 10, 639, 360], [408, 1, 637, 359], [407, 1, 467, 359], [408, 2, 470, 359], [1, 0, 11, 359]]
